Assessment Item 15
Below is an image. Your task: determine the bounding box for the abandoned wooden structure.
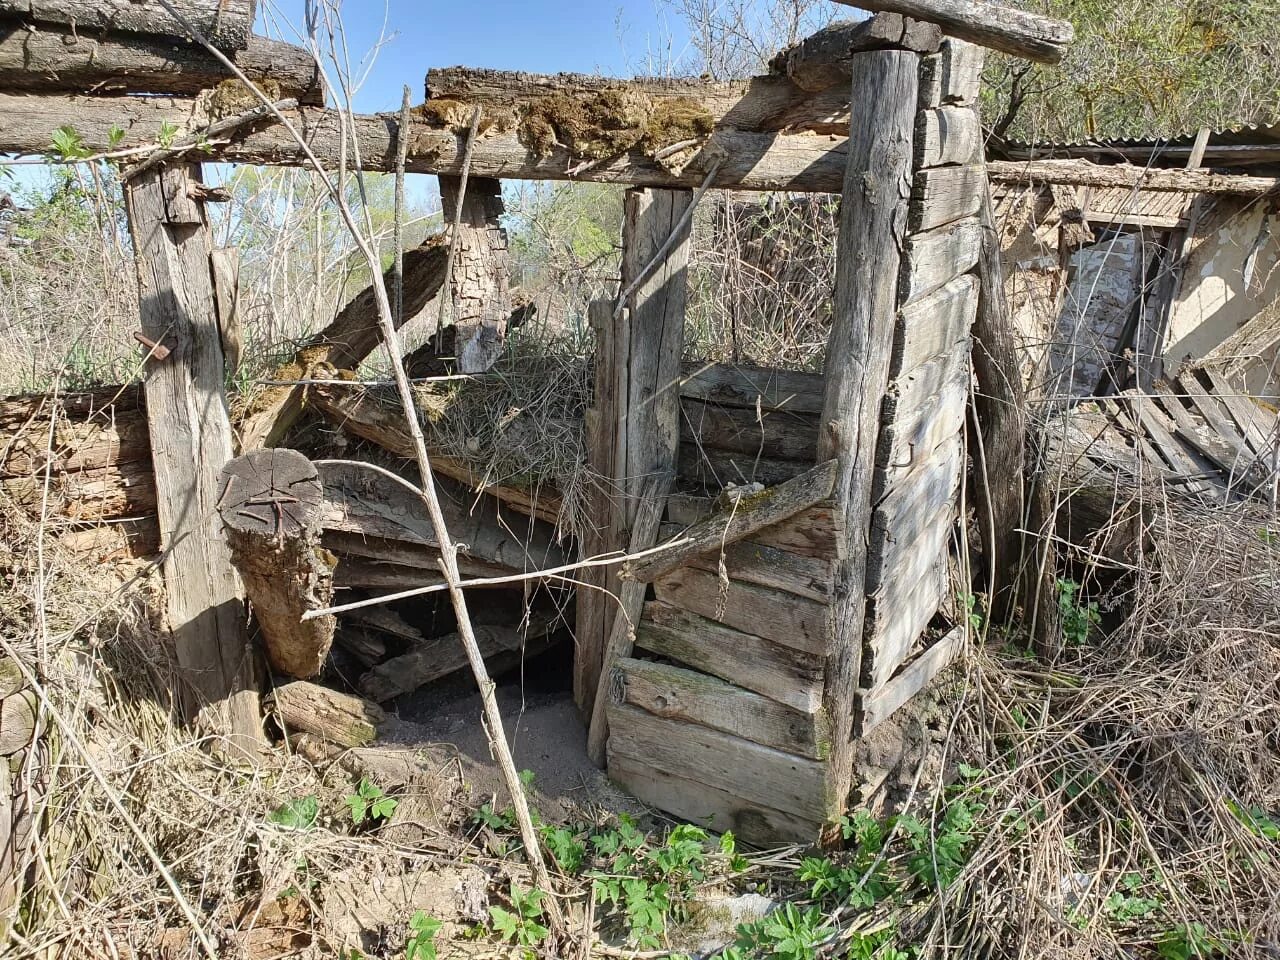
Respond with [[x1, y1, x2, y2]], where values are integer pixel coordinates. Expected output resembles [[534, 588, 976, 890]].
[[0, 0, 1089, 843]]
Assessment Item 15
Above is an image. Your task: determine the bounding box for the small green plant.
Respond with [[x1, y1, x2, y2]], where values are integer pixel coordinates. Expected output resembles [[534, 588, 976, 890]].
[[489, 883, 550, 950], [958, 591, 984, 633], [1226, 799, 1280, 841], [1104, 873, 1160, 923], [267, 794, 319, 831], [732, 904, 833, 960], [157, 120, 181, 149], [405, 911, 443, 960], [541, 823, 587, 874], [899, 796, 981, 890], [1057, 578, 1101, 645], [473, 801, 517, 833], [1155, 921, 1222, 960], [847, 925, 909, 960], [344, 777, 397, 825], [49, 125, 91, 161]]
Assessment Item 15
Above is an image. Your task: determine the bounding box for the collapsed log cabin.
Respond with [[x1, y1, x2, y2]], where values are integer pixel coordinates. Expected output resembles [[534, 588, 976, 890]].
[[0, 0, 1092, 844]]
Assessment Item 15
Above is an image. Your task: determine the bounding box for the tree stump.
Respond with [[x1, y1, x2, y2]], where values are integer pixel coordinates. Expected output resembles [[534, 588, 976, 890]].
[[218, 449, 336, 679]]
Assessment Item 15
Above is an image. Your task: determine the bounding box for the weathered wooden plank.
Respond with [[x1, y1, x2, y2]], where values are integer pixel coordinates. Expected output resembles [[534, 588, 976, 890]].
[[321, 531, 510, 583], [358, 625, 532, 702], [269, 680, 402, 748], [896, 273, 978, 373], [636, 601, 824, 713], [124, 163, 259, 745], [614, 657, 829, 759], [777, 14, 942, 92], [883, 337, 971, 425], [831, 0, 1072, 64], [1, 408, 149, 477], [1203, 370, 1271, 457], [0, 92, 851, 192], [0, 25, 323, 103], [915, 106, 981, 169], [859, 625, 963, 732], [625, 459, 837, 583], [665, 494, 843, 558], [900, 218, 980, 305], [871, 432, 962, 550], [681, 397, 820, 461], [678, 444, 810, 489], [0, 460, 156, 521], [678, 361, 825, 414], [218, 449, 335, 680], [653, 566, 831, 655], [988, 160, 1280, 198], [437, 176, 511, 373], [918, 39, 987, 107], [909, 164, 986, 232], [864, 550, 947, 687], [868, 496, 955, 598], [880, 358, 968, 491], [605, 751, 819, 845], [605, 703, 827, 822], [655, 524, 836, 601], [316, 461, 567, 573], [0, 0, 257, 51]]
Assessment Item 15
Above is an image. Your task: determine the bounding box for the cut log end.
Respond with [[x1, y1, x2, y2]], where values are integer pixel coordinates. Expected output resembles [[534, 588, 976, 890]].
[[219, 449, 337, 680]]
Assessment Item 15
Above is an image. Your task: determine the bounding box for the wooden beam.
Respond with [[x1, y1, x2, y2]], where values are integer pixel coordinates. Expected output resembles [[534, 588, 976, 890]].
[[987, 160, 1280, 198], [773, 14, 942, 92], [677, 361, 825, 414], [238, 235, 447, 450], [624, 459, 837, 583], [859, 625, 963, 730], [830, 0, 1073, 64], [816, 47, 919, 829], [0, 93, 849, 192], [0, 0, 257, 51], [437, 175, 511, 373], [0, 25, 323, 103], [124, 162, 260, 746], [218, 449, 335, 679]]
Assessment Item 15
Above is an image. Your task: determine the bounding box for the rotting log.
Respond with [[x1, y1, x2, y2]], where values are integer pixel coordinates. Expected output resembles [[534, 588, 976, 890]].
[[268, 680, 420, 747], [124, 162, 261, 746], [218, 449, 336, 680], [237, 235, 448, 450], [624, 459, 838, 583], [0, 92, 851, 192], [987, 160, 1280, 198], [306, 382, 563, 524], [774, 15, 941, 92], [0, 25, 324, 103], [437, 175, 511, 373], [830, 0, 1073, 64], [817, 47, 919, 834], [0, 0, 257, 51]]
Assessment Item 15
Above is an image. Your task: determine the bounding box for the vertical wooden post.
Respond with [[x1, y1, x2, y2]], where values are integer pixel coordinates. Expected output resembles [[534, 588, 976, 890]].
[[817, 49, 919, 829], [438, 175, 511, 372], [574, 188, 691, 722], [125, 163, 261, 747]]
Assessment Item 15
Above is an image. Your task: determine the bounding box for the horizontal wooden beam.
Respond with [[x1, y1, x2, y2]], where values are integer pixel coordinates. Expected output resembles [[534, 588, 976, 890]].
[[988, 159, 1280, 197], [0, 0, 257, 52], [775, 14, 942, 93], [0, 25, 324, 104], [831, 0, 1073, 64], [625, 459, 838, 583], [0, 92, 849, 191]]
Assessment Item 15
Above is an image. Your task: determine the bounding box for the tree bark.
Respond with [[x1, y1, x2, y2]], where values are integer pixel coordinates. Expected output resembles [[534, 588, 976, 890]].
[[816, 48, 919, 833], [0, 0, 258, 51], [0, 25, 323, 103], [218, 448, 336, 679], [438, 175, 511, 373]]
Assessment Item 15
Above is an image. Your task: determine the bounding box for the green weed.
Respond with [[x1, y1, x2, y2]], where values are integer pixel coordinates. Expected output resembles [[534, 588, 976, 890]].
[[343, 777, 397, 826], [489, 883, 550, 951]]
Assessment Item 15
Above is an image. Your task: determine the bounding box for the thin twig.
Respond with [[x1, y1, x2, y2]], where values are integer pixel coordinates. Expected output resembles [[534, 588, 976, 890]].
[[394, 86, 411, 326], [435, 106, 484, 344]]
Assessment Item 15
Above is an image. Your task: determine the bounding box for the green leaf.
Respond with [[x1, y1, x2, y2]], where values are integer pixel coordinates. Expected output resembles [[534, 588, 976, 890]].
[[50, 125, 90, 161], [267, 794, 318, 831], [406, 911, 442, 960], [489, 905, 519, 942]]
